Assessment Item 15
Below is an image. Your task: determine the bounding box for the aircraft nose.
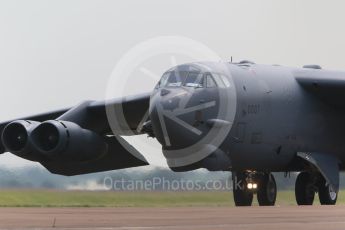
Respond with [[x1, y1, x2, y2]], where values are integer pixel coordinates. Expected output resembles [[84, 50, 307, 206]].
[[152, 90, 176, 112], [149, 87, 215, 150], [152, 87, 189, 111]]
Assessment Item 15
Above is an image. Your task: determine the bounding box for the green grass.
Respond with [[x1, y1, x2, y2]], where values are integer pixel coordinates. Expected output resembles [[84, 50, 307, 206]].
[[0, 190, 343, 207]]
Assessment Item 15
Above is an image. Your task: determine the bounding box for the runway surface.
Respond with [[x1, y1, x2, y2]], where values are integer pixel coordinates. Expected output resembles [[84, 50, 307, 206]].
[[0, 206, 344, 230]]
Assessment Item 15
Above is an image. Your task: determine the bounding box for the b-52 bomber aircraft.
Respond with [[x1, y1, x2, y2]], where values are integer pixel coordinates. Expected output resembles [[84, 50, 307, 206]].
[[1, 60, 344, 206]]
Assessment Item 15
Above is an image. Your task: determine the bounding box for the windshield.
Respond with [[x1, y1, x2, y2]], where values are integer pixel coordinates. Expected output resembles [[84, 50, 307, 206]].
[[160, 71, 188, 87], [184, 72, 204, 87], [159, 71, 203, 88]]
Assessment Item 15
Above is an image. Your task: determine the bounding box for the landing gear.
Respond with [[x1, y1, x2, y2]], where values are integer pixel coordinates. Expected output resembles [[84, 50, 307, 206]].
[[295, 172, 338, 206], [257, 173, 277, 206], [232, 172, 253, 206], [232, 172, 277, 206], [295, 172, 315, 205], [318, 176, 338, 205]]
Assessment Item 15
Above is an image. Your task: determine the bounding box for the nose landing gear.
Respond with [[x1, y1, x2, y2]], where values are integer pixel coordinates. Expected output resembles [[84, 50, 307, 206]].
[[232, 172, 277, 206], [232, 172, 254, 206], [257, 173, 277, 206]]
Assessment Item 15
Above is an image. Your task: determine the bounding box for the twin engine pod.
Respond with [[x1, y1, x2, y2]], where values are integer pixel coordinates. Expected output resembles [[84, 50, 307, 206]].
[[1, 120, 108, 162]]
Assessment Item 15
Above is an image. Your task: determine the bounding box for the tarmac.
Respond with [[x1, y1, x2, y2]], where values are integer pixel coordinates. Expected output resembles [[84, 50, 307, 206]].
[[0, 206, 344, 230]]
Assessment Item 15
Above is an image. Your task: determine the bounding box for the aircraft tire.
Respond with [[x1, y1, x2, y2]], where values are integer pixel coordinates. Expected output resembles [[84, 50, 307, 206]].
[[257, 173, 277, 206], [233, 172, 253, 206], [318, 176, 337, 205], [295, 172, 315, 205]]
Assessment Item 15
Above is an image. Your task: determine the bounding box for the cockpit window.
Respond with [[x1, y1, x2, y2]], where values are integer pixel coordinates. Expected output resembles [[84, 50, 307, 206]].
[[219, 74, 231, 88], [184, 72, 204, 88], [205, 74, 217, 88], [160, 71, 188, 87], [211, 73, 231, 88], [158, 71, 229, 89]]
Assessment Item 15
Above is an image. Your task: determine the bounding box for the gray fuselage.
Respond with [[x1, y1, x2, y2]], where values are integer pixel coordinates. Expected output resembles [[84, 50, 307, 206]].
[[149, 62, 345, 172], [227, 63, 345, 171]]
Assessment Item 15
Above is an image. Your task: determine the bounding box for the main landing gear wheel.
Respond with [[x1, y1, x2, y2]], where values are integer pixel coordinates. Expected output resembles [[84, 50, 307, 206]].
[[232, 172, 253, 206], [295, 172, 315, 205], [257, 173, 277, 206], [318, 176, 338, 205]]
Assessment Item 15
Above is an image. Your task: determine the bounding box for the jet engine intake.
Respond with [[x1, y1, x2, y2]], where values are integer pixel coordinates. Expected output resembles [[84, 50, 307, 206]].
[[31, 120, 108, 162]]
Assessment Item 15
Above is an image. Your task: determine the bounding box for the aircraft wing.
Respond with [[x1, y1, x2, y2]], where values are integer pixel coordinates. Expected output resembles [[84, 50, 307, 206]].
[[294, 69, 345, 107], [0, 93, 151, 175]]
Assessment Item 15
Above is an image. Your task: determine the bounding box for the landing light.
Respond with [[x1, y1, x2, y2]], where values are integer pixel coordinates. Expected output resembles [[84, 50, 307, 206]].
[[247, 183, 258, 190]]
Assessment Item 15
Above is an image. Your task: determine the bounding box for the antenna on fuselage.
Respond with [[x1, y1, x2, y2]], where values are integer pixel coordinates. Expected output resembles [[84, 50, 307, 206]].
[[230, 56, 233, 63]]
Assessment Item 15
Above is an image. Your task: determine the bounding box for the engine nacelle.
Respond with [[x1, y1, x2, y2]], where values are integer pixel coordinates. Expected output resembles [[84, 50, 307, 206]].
[[1, 120, 40, 160], [31, 120, 108, 162]]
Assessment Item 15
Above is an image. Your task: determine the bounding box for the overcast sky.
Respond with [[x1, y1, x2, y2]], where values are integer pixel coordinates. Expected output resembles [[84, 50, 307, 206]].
[[1, 0, 345, 167]]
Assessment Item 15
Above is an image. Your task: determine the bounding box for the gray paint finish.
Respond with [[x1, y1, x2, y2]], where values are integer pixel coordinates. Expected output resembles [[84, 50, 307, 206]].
[[0, 62, 344, 183]]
